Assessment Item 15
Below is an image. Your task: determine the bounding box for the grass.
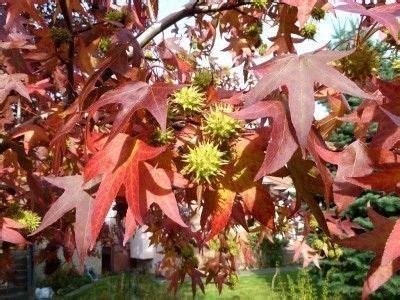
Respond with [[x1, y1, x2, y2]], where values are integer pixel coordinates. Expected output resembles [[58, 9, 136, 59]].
[[64, 269, 339, 300]]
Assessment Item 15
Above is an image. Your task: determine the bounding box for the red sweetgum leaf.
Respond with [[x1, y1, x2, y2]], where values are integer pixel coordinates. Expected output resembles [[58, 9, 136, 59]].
[[139, 162, 187, 227], [0, 73, 30, 103], [315, 140, 372, 211], [281, 0, 319, 28], [337, 209, 400, 299], [287, 239, 321, 268], [316, 93, 350, 139], [10, 124, 49, 153], [0, 217, 28, 245], [306, 129, 334, 204], [123, 208, 137, 246], [287, 151, 329, 234], [245, 50, 375, 151], [203, 132, 275, 240], [335, 1, 400, 42], [30, 175, 97, 269], [0, 0, 46, 30], [231, 100, 298, 179], [87, 82, 180, 141], [349, 164, 400, 193], [203, 185, 236, 240], [83, 133, 167, 246]]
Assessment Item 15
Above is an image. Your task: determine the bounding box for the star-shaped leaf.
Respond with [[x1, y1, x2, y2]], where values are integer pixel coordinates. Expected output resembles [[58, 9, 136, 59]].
[[87, 82, 180, 141], [139, 162, 187, 227], [282, 0, 319, 28], [316, 140, 372, 210], [335, 1, 400, 42], [231, 100, 298, 179], [246, 50, 375, 150], [84, 133, 174, 245], [349, 164, 400, 193], [337, 209, 400, 299], [203, 132, 275, 240], [10, 124, 49, 153], [30, 175, 96, 268], [287, 239, 321, 268], [0, 73, 30, 103], [0, 217, 28, 245]]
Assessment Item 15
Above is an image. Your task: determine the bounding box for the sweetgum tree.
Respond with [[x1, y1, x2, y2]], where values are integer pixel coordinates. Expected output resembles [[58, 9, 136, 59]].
[[1, 0, 400, 298]]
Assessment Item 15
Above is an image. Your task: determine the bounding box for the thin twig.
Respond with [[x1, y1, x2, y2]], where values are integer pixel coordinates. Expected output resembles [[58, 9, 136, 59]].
[[59, 0, 75, 106], [136, 1, 253, 48]]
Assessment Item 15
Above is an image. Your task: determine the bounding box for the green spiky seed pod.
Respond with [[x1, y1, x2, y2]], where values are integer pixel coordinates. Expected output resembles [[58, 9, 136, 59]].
[[188, 256, 199, 267], [335, 247, 343, 257], [202, 104, 241, 142], [393, 59, 400, 73], [172, 86, 205, 115], [258, 44, 267, 56], [328, 249, 336, 258], [309, 216, 319, 229], [193, 69, 214, 89], [105, 10, 125, 22], [328, 248, 343, 259], [50, 27, 72, 45], [182, 141, 228, 183], [17, 210, 41, 233], [98, 37, 112, 53], [227, 273, 239, 289], [245, 21, 263, 37], [227, 238, 239, 256], [300, 23, 317, 39], [180, 244, 195, 259], [209, 239, 220, 251], [339, 44, 380, 81], [383, 27, 400, 47], [144, 50, 154, 59], [152, 127, 174, 145], [311, 7, 325, 20], [252, 0, 269, 9], [312, 239, 325, 250]]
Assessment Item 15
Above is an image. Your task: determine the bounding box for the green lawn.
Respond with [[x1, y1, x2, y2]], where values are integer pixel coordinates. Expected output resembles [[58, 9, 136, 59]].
[[63, 269, 334, 300]]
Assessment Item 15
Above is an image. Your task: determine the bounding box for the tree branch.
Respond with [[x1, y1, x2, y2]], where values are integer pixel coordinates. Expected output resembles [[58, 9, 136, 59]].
[[59, 0, 75, 106], [137, 1, 252, 48]]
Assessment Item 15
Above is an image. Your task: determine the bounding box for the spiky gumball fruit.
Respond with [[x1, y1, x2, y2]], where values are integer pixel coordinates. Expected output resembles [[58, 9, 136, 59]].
[[392, 59, 400, 73], [202, 104, 241, 142], [152, 127, 174, 145], [300, 23, 317, 39], [18, 210, 41, 233], [193, 69, 214, 89], [182, 141, 227, 183], [245, 21, 263, 38], [105, 10, 125, 22], [309, 215, 319, 229], [180, 244, 195, 259], [227, 273, 239, 289], [98, 37, 112, 53], [50, 27, 72, 45], [328, 244, 343, 259], [339, 43, 380, 81], [312, 239, 325, 250], [252, 0, 269, 9], [172, 86, 205, 115], [311, 7, 325, 20]]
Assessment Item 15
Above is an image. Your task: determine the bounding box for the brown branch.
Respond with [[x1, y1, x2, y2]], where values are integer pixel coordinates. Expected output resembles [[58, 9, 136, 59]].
[[136, 1, 253, 48], [59, 0, 75, 106]]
